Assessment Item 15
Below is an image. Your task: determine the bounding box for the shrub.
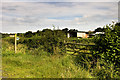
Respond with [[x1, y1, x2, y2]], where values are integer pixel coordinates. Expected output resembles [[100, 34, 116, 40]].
[[3, 37, 14, 44], [40, 30, 66, 54], [20, 29, 66, 54], [94, 23, 120, 67], [93, 22, 120, 78]]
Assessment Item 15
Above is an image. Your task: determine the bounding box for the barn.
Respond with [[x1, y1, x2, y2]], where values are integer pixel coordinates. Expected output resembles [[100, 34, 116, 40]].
[[67, 31, 89, 38]]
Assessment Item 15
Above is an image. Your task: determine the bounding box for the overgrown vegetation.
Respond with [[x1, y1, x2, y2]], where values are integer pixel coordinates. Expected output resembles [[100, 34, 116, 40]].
[[2, 40, 93, 78], [3, 29, 66, 55], [74, 22, 120, 79], [92, 22, 120, 78], [2, 22, 120, 78]]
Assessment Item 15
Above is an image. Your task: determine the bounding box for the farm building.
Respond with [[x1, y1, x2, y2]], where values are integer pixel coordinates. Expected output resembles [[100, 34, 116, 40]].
[[89, 32, 105, 37], [9, 34, 15, 37], [67, 31, 89, 38]]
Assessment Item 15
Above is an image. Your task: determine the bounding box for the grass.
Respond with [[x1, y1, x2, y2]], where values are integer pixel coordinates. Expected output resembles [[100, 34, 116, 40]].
[[3, 38, 119, 78], [2, 40, 94, 78], [2, 53, 93, 78]]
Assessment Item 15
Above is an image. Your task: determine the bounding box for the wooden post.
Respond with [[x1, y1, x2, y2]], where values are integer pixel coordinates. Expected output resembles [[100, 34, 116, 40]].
[[15, 33, 17, 53]]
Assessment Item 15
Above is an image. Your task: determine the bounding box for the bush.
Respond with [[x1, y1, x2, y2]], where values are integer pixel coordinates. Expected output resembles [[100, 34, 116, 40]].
[[94, 23, 120, 67], [93, 22, 120, 78], [40, 30, 66, 54], [3, 37, 15, 44], [20, 29, 66, 54]]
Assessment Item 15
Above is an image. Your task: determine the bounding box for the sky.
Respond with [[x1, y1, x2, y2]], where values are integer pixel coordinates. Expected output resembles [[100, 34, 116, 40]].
[[1, 0, 119, 33]]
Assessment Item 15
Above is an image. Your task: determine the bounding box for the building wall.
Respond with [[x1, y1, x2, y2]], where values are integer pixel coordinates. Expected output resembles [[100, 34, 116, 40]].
[[67, 32, 88, 38], [9, 35, 15, 37], [77, 32, 88, 38]]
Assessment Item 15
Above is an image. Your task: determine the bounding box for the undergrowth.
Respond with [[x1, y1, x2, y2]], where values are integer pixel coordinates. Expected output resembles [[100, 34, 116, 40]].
[[2, 40, 93, 78]]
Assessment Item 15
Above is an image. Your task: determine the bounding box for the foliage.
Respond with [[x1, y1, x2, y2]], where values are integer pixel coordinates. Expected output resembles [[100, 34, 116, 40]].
[[2, 40, 93, 78], [2, 34, 9, 38], [92, 59, 120, 78], [3, 37, 15, 44], [94, 23, 120, 67], [2, 40, 28, 56], [62, 28, 69, 35], [17, 29, 67, 54], [75, 52, 120, 78], [2, 23, 120, 78], [93, 22, 120, 78], [68, 24, 120, 78], [24, 31, 33, 38], [35, 30, 42, 36], [2, 28, 67, 55], [94, 27, 106, 32], [41, 29, 66, 54]]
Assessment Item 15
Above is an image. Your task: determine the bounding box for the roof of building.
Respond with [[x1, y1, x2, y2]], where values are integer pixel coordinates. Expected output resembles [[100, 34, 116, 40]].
[[77, 31, 87, 33], [90, 32, 105, 36], [68, 31, 88, 33], [95, 32, 104, 34]]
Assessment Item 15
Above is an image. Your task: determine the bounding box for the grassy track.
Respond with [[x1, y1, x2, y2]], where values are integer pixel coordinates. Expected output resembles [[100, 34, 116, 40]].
[[2, 38, 95, 78], [2, 40, 93, 78], [2, 53, 93, 78]]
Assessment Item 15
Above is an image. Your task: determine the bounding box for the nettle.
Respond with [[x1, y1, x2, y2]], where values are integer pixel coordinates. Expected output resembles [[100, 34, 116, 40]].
[[94, 22, 120, 68]]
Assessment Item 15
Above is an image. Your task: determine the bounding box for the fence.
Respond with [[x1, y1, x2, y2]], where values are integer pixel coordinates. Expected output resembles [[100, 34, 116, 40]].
[[65, 42, 95, 55]]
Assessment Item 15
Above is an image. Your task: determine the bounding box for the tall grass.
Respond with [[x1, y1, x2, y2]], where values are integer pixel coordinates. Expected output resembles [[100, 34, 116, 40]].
[[2, 54, 94, 78], [2, 40, 93, 78], [3, 37, 119, 78]]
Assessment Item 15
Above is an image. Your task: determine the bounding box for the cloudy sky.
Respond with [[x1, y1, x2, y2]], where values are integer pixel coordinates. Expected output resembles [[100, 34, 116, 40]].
[[1, 0, 119, 33]]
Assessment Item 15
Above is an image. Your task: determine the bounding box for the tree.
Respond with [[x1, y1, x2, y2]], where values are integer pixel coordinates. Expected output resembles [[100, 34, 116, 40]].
[[94, 27, 105, 32], [62, 28, 68, 32], [69, 29, 78, 32], [24, 31, 33, 38], [35, 30, 42, 36], [40, 29, 66, 54]]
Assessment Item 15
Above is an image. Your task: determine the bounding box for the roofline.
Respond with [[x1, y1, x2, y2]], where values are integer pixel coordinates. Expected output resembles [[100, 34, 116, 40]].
[[68, 31, 88, 33]]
